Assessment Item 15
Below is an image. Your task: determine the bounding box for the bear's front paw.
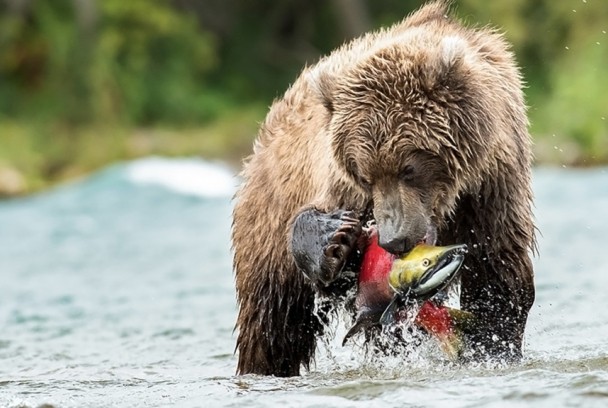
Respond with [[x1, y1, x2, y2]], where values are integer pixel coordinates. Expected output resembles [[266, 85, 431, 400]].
[[320, 212, 362, 283], [292, 209, 363, 287]]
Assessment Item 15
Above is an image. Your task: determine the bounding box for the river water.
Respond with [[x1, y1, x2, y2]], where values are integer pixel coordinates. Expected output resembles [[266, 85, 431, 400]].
[[0, 158, 607, 408]]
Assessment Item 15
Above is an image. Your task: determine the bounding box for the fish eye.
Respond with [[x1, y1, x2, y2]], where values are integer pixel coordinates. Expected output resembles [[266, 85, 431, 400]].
[[422, 258, 431, 267]]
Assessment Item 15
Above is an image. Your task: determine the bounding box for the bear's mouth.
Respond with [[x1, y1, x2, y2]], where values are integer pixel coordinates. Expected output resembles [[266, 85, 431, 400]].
[[363, 217, 438, 256]]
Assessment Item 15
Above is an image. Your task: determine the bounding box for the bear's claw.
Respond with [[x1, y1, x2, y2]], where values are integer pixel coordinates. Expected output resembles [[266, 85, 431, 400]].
[[292, 209, 363, 287]]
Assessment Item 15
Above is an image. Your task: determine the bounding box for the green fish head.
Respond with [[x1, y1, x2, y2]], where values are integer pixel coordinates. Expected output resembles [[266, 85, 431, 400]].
[[388, 243, 467, 300]]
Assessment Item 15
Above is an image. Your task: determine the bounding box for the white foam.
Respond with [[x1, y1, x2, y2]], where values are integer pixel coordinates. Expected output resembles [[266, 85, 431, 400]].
[[126, 157, 237, 198]]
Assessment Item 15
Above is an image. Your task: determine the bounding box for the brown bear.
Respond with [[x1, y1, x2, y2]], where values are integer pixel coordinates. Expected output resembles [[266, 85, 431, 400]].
[[232, 1, 535, 377]]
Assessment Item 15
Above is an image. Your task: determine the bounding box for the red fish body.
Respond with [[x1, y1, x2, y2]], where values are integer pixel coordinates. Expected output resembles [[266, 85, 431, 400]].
[[415, 301, 453, 335], [415, 300, 464, 358], [354, 229, 396, 312], [345, 228, 471, 358]]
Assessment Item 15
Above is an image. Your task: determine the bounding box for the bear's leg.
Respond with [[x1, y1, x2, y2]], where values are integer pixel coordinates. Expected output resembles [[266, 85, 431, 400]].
[[291, 209, 364, 288], [234, 208, 363, 377], [235, 276, 321, 376], [460, 252, 535, 361]]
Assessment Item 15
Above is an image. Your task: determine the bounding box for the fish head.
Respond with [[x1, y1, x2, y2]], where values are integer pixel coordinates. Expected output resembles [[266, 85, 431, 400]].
[[388, 243, 467, 300]]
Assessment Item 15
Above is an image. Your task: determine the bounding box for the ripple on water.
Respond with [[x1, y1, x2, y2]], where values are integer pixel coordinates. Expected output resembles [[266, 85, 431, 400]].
[[308, 379, 420, 401], [152, 328, 195, 340], [9, 311, 49, 325]]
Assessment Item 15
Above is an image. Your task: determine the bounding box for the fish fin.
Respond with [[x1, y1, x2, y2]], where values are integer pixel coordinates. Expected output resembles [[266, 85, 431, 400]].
[[379, 295, 400, 326], [342, 306, 384, 346], [342, 320, 366, 346]]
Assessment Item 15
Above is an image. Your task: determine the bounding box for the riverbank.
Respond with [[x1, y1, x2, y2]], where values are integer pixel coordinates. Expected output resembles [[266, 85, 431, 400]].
[[0, 108, 262, 198], [1, 111, 606, 198]]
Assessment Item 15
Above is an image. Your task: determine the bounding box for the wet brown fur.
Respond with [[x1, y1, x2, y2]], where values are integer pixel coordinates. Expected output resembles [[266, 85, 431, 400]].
[[232, 1, 535, 376]]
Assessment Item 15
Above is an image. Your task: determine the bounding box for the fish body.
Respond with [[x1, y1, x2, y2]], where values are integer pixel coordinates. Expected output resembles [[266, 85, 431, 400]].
[[414, 300, 475, 359], [342, 230, 395, 345], [343, 230, 471, 360], [355, 229, 396, 311]]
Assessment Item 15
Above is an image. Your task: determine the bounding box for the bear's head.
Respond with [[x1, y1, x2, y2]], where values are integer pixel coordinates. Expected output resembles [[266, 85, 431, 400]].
[[311, 36, 495, 254]]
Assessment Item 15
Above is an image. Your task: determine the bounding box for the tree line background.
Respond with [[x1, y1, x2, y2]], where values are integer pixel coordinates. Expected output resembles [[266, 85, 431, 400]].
[[0, 0, 607, 194]]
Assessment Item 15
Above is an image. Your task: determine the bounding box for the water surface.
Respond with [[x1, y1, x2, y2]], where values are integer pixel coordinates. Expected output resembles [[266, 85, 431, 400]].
[[1, 159, 607, 407]]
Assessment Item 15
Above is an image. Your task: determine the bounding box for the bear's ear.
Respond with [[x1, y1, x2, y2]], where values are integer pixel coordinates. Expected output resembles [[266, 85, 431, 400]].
[[308, 69, 334, 114], [424, 35, 467, 90]]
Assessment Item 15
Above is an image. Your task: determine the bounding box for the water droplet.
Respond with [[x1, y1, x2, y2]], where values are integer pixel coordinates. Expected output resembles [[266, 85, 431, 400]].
[[603, 30, 607, 34], [572, 9, 577, 12], [553, 145, 558, 150], [565, 46, 570, 50], [597, 42, 601, 45]]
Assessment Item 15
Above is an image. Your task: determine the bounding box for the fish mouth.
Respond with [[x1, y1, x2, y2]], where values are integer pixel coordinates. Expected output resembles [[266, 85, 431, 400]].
[[411, 244, 467, 299]]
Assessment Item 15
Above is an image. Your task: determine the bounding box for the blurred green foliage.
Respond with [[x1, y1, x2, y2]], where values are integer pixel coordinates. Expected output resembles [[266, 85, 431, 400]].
[[0, 0, 607, 194], [0, 0, 218, 124]]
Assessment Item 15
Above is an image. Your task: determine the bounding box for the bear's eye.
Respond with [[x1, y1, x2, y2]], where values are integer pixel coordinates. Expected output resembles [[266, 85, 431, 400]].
[[400, 165, 416, 182], [359, 177, 372, 191], [422, 259, 431, 268]]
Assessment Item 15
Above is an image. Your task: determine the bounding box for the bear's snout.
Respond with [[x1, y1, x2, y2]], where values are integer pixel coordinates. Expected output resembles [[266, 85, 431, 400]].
[[373, 183, 429, 255], [377, 225, 423, 255], [375, 208, 429, 255]]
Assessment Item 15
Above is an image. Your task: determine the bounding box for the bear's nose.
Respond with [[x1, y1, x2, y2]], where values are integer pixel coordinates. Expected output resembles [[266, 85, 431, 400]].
[[378, 236, 412, 255]]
